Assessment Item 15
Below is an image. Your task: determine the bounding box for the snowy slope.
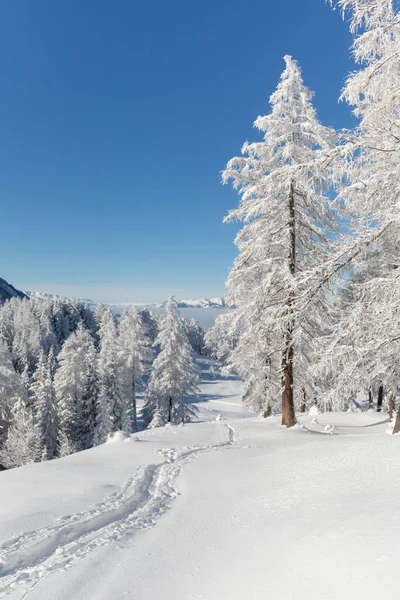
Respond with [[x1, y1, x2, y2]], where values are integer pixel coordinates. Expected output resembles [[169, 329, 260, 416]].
[[1, 362, 399, 600], [0, 279, 26, 304]]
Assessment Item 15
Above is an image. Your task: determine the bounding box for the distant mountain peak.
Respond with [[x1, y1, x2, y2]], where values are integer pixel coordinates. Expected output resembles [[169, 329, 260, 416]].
[[0, 278, 27, 304], [160, 297, 231, 309]]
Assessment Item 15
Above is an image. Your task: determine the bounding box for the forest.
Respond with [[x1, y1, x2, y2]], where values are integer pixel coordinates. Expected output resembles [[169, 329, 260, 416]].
[[2, 0, 400, 475], [0, 296, 204, 469]]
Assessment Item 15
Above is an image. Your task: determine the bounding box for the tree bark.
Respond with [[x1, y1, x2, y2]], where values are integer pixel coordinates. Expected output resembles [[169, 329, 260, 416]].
[[377, 385, 384, 412], [368, 389, 373, 409], [281, 181, 296, 429], [168, 396, 173, 423], [132, 377, 138, 433], [262, 404, 272, 418], [393, 402, 400, 435], [300, 388, 306, 413], [388, 393, 395, 421]]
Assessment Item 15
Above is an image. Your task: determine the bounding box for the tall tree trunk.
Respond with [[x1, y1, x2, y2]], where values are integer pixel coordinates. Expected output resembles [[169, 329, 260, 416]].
[[262, 403, 272, 418], [377, 385, 384, 412], [368, 389, 373, 409], [388, 393, 395, 421], [393, 402, 400, 435], [281, 181, 296, 429], [262, 359, 272, 418], [300, 387, 306, 413], [131, 377, 138, 433], [168, 396, 173, 423]]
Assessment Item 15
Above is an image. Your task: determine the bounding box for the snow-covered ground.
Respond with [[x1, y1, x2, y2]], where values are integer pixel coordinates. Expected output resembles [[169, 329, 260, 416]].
[[1, 360, 399, 599]]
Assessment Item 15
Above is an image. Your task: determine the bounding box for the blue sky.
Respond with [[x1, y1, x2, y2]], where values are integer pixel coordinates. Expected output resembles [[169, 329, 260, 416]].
[[0, 0, 354, 303]]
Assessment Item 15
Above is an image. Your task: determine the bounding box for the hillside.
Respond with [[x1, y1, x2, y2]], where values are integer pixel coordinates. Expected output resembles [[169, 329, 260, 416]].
[[0, 278, 26, 304], [0, 359, 398, 600]]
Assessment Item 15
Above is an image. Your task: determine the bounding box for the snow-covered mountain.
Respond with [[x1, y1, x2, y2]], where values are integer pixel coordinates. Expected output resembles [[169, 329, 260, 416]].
[[159, 297, 231, 309], [24, 291, 232, 311], [25, 291, 100, 310], [0, 278, 27, 304]]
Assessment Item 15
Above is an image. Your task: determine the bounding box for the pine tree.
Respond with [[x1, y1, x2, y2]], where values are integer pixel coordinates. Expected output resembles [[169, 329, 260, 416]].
[[143, 297, 199, 426], [118, 307, 151, 433], [0, 338, 26, 421], [31, 348, 58, 459], [76, 340, 100, 450], [222, 56, 337, 426], [148, 409, 164, 428], [0, 398, 41, 468], [325, 0, 400, 408], [94, 310, 126, 443], [54, 326, 98, 452]]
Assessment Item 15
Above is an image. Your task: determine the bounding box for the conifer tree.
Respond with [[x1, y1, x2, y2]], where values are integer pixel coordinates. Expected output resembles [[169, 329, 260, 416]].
[[0, 338, 26, 420], [325, 0, 400, 411], [223, 56, 337, 426], [118, 307, 151, 432], [76, 339, 100, 450], [0, 398, 41, 468], [54, 326, 98, 452], [94, 310, 126, 443], [31, 348, 58, 459], [143, 297, 199, 426]]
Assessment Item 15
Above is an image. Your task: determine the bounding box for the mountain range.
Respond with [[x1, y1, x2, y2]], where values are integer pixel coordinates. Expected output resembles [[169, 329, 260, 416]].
[[25, 290, 232, 310]]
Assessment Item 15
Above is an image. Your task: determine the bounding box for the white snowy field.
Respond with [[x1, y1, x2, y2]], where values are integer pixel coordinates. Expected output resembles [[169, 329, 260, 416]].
[[1, 359, 399, 600]]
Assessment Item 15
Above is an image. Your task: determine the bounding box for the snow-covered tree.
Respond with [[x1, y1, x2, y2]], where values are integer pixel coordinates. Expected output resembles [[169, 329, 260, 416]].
[[54, 326, 98, 452], [182, 319, 205, 355], [204, 312, 240, 364], [0, 338, 26, 420], [31, 348, 58, 459], [324, 0, 400, 411], [76, 338, 100, 450], [148, 409, 164, 428], [143, 297, 199, 426], [94, 310, 127, 443], [118, 307, 151, 433], [222, 56, 337, 425], [0, 398, 41, 468]]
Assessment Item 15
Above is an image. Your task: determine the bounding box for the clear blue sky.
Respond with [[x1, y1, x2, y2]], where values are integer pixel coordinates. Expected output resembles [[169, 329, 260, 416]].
[[0, 0, 354, 303]]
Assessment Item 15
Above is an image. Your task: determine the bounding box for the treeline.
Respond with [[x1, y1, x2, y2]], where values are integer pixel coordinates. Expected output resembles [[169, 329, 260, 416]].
[[0, 296, 205, 469], [205, 0, 400, 433]]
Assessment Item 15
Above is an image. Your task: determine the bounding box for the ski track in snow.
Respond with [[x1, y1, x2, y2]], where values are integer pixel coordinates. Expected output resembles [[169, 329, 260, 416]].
[[0, 423, 237, 598]]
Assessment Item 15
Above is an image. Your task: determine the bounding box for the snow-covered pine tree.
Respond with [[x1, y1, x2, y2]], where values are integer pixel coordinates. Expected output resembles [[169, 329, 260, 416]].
[[31, 348, 58, 459], [142, 296, 199, 426], [182, 319, 205, 355], [76, 337, 100, 450], [148, 409, 164, 428], [324, 0, 400, 412], [118, 307, 151, 433], [0, 397, 41, 469], [204, 311, 240, 364], [0, 338, 26, 421], [94, 310, 127, 443], [222, 56, 337, 426], [54, 326, 98, 453]]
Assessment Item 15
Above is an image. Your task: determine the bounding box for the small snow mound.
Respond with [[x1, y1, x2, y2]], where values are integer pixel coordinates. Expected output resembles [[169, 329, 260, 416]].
[[308, 405, 319, 416], [296, 423, 308, 432], [324, 424, 335, 435], [131, 436, 140, 442], [311, 417, 318, 424], [164, 422, 172, 428], [215, 413, 224, 421], [106, 431, 130, 444]]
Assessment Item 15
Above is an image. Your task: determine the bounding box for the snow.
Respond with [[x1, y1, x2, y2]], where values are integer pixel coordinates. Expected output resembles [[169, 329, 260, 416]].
[[1, 360, 399, 599]]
